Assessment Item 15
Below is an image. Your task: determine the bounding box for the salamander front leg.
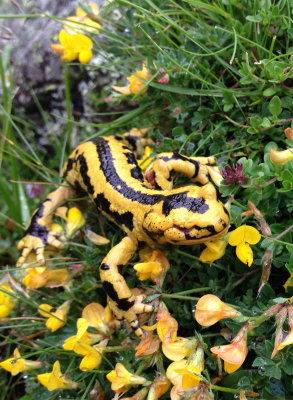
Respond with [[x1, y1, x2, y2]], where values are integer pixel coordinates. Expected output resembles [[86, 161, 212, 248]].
[[100, 236, 155, 337], [17, 186, 74, 267]]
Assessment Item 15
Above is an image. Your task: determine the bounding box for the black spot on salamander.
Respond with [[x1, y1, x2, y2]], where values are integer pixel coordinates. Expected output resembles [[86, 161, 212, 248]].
[[102, 281, 135, 311], [130, 166, 144, 182], [124, 135, 139, 151], [24, 199, 52, 243], [77, 153, 95, 195], [122, 145, 130, 150], [100, 263, 110, 271], [114, 136, 123, 141], [94, 193, 134, 231], [91, 137, 163, 205], [125, 152, 137, 165], [162, 192, 209, 216]]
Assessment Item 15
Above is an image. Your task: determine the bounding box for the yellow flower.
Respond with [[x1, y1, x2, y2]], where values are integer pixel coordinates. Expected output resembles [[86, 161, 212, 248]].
[[66, 207, 86, 238], [64, 2, 102, 35], [112, 65, 151, 95], [0, 284, 17, 318], [106, 363, 147, 393], [138, 146, 154, 170], [63, 318, 102, 353], [162, 337, 195, 361], [210, 328, 248, 374], [134, 254, 166, 282], [228, 225, 261, 267], [22, 267, 68, 289], [38, 301, 70, 332], [77, 339, 108, 371], [166, 347, 204, 390], [37, 361, 78, 391], [195, 294, 241, 327], [0, 348, 43, 376], [270, 148, 293, 165], [199, 239, 227, 263], [51, 29, 93, 64], [82, 302, 113, 335], [284, 274, 293, 292]]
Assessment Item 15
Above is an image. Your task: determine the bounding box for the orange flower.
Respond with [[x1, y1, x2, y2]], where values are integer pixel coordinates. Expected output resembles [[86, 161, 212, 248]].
[[157, 306, 178, 343], [135, 332, 160, 357], [195, 294, 241, 327], [148, 376, 171, 400], [112, 65, 151, 95], [210, 324, 248, 374]]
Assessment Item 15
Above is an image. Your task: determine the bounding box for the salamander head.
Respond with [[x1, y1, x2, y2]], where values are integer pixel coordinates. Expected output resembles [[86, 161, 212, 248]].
[[142, 183, 229, 245]]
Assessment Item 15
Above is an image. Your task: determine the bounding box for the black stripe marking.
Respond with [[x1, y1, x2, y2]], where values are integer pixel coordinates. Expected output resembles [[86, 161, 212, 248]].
[[161, 153, 199, 178], [24, 199, 52, 243], [95, 193, 134, 231], [62, 157, 75, 179], [77, 154, 94, 195], [92, 137, 163, 205], [91, 138, 209, 218], [103, 281, 135, 311]]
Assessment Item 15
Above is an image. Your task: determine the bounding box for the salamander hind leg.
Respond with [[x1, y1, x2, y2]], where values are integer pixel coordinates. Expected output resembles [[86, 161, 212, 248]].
[[100, 236, 155, 337]]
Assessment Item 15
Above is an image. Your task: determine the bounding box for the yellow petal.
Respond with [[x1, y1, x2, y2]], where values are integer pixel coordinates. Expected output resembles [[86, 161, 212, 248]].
[[228, 225, 260, 246], [224, 361, 242, 374], [162, 337, 192, 361], [236, 243, 253, 267], [46, 268, 68, 286], [82, 302, 109, 334], [199, 239, 227, 263], [270, 148, 293, 165], [85, 229, 110, 245], [50, 44, 64, 55], [112, 85, 131, 95], [277, 329, 293, 350], [66, 207, 85, 237], [38, 303, 53, 317]]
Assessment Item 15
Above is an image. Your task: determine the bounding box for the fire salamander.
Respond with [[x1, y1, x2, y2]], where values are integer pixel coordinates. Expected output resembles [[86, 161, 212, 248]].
[[17, 129, 229, 337]]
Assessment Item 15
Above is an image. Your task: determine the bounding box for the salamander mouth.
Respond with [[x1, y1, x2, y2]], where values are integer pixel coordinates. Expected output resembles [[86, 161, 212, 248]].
[[171, 223, 228, 243]]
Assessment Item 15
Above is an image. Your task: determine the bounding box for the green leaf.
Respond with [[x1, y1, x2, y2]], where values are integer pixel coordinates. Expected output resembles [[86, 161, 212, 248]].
[[246, 15, 263, 22], [269, 95, 282, 117], [263, 87, 276, 97]]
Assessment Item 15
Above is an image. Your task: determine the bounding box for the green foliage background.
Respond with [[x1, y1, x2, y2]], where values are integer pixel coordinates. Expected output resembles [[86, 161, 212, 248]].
[[0, 0, 293, 399]]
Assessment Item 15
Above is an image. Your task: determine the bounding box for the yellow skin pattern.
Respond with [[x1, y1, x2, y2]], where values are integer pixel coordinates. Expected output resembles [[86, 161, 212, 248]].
[[17, 129, 229, 337]]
